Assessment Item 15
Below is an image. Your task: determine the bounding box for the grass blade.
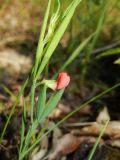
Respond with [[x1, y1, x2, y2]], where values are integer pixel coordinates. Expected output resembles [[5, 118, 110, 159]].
[[44, 0, 60, 44], [96, 47, 120, 59], [37, 85, 47, 122], [0, 84, 15, 100], [87, 119, 109, 160], [19, 109, 26, 154], [86, 0, 109, 61], [0, 78, 29, 143], [34, 0, 51, 77], [59, 33, 94, 72]]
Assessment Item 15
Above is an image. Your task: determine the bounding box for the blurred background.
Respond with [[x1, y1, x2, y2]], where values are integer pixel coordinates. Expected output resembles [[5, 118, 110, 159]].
[[0, 0, 120, 159]]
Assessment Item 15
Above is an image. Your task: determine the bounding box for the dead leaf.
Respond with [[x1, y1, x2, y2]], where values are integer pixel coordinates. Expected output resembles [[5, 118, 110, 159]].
[[48, 134, 81, 160], [107, 139, 120, 148], [71, 121, 120, 138], [97, 106, 110, 124]]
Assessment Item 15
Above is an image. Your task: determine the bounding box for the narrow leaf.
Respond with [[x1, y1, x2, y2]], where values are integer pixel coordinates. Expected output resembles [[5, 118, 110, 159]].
[[96, 47, 120, 59], [40, 89, 64, 122], [59, 33, 94, 72], [52, 0, 60, 22], [87, 119, 109, 160], [19, 99, 27, 153], [36, 0, 82, 80], [34, 0, 51, 77], [37, 85, 47, 121], [44, 0, 60, 44], [0, 78, 29, 143], [19, 116, 25, 153]]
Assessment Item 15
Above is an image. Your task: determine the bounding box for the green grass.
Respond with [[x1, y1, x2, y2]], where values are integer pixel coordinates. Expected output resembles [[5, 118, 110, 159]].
[[87, 119, 109, 160]]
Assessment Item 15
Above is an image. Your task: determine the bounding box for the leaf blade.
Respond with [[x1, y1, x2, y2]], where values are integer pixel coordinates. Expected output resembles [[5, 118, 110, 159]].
[[37, 85, 47, 122], [36, 0, 82, 80], [40, 89, 64, 122]]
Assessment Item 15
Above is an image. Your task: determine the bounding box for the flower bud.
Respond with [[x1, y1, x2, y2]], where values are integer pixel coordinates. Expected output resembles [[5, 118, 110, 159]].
[[55, 72, 70, 90]]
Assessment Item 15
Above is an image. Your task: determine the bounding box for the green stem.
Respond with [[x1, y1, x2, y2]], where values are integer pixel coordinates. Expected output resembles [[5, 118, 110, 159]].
[[0, 78, 29, 143], [30, 80, 36, 124], [87, 119, 109, 160], [87, 119, 110, 160]]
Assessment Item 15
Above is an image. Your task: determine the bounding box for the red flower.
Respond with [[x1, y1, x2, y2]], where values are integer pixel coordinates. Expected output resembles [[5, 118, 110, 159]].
[[55, 72, 70, 90]]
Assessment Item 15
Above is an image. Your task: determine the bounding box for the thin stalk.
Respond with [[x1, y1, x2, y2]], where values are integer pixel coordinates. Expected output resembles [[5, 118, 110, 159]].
[[87, 119, 109, 160], [30, 80, 36, 124], [0, 78, 29, 143], [19, 82, 120, 159], [19, 121, 38, 160]]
